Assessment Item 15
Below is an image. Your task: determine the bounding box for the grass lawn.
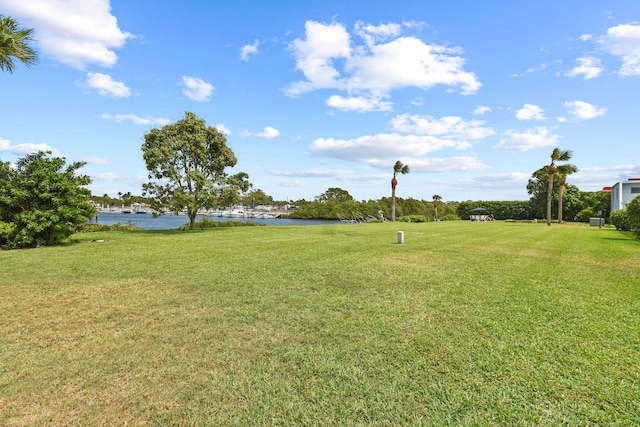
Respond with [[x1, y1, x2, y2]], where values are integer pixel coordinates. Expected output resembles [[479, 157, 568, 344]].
[[1, 221, 639, 425]]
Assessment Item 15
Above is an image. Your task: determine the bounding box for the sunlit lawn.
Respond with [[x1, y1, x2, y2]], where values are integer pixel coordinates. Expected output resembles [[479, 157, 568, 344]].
[[1, 221, 639, 425]]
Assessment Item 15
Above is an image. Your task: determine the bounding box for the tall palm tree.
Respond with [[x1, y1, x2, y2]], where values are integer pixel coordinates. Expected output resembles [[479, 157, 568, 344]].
[[546, 147, 573, 226], [391, 160, 409, 221], [0, 15, 38, 73], [556, 164, 578, 224], [432, 194, 442, 221]]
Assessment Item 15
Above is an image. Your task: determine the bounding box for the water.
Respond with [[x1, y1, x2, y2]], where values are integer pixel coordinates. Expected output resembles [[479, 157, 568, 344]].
[[93, 212, 337, 230]]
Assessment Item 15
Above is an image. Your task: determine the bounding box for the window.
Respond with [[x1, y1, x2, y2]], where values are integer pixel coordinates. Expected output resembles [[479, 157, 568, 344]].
[[631, 187, 640, 194]]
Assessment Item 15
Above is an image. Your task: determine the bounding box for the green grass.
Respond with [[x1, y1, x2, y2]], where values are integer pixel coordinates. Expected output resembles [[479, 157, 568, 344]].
[[1, 221, 639, 426]]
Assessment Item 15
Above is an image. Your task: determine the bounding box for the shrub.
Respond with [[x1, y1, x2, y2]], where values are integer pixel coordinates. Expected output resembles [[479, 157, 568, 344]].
[[397, 215, 427, 223], [75, 222, 141, 232], [626, 196, 640, 238], [0, 221, 16, 248], [440, 214, 460, 221], [189, 218, 265, 229], [576, 207, 597, 222], [609, 210, 630, 231]]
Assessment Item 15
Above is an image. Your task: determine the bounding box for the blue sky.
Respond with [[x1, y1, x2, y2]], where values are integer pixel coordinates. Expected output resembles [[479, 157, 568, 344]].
[[1, 0, 639, 202]]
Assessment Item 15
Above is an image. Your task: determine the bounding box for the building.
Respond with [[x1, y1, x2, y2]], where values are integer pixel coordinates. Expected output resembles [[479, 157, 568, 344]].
[[610, 178, 640, 212]]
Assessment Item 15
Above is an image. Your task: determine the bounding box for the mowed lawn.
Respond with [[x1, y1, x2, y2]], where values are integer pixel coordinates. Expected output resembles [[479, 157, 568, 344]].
[[1, 221, 639, 426]]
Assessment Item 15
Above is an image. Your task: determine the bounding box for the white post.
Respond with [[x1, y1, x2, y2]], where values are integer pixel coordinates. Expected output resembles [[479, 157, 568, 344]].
[[397, 231, 404, 244]]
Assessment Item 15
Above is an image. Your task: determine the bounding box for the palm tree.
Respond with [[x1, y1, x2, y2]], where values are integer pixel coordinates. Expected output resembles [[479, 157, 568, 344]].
[[556, 164, 578, 224], [546, 147, 573, 226], [391, 160, 409, 221], [0, 15, 38, 73], [433, 194, 442, 221]]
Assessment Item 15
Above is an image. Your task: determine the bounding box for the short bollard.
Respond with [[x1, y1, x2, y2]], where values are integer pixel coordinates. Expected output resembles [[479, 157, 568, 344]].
[[397, 231, 404, 244]]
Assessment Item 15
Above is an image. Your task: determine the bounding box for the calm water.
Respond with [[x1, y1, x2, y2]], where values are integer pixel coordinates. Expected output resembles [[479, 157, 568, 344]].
[[93, 212, 337, 230]]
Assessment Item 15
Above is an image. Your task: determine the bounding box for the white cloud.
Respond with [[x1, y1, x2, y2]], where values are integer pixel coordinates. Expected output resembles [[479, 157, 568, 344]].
[[599, 24, 640, 76], [268, 168, 359, 180], [244, 126, 280, 139], [310, 133, 467, 162], [85, 156, 117, 166], [565, 57, 603, 80], [354, 21, 402, 47], [256, 126, 280, 139], [525, 62, 549, 74], [326, 95, 393, 112], [563, 101, 606, 120], [516, 104, 546, 121], [80, 73, 131, 97], [240, 39, 259, 61], [287, 20, 481, 99], [214, 124, 232, 135], [366, 157, 489, 173], [0, 136, 58, 155], [0, 0, 133, 69], [101, 113, 170, 126], [494, 127, 559, 151], [391, 114, 495, 140], [91, 172, 121, 181], [182, 76, 214, 102], [473, 105, 492, 115]]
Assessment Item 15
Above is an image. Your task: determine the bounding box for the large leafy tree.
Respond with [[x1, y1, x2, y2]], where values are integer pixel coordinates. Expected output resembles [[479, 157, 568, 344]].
[[545, 147, 574, 226], [315, 187, 354, 203], [0, 15, 38, 73], [142, 111, 246, 229], [391, 160, 409, 221], [556, 164, 578, 224], [0, 151, 95, 248]]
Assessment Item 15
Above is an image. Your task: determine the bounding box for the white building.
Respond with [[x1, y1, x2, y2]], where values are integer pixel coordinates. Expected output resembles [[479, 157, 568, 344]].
[[610, 178, 640, 212]]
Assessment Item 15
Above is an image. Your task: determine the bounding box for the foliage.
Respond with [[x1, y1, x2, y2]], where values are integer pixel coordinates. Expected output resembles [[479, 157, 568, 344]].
[[527, 164, 580, 220], [315, 187, 354, 203], [576, 208, 597, 222], [0, 15, 38, 73], [0, 151, 95, 249], [440, 214, 460, 221], [579, 191, 611, 219], [240, 188, 274, 207], [188, 218, 265, 229], [397, 214, 427, 222], [627, 195, 640, 238], [75, 222, 141, 233], [141, 112, 248, 230], [609, 209, 630, 231], [457, 200, 535, 220], [543, 147, 576, 226], [391, 160, 409, 221]]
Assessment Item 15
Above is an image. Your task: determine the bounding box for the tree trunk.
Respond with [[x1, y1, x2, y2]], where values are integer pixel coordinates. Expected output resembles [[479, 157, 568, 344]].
[[391, 187, 397, 221], [558, 185, 565, 224], [546, 173, 554, 226], [391, 177, 397, 221], [189, 213, 197, 230]]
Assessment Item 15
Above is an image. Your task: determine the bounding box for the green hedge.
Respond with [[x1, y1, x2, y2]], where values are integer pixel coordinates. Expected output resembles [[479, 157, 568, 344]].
[[457, 200, 535, 221]]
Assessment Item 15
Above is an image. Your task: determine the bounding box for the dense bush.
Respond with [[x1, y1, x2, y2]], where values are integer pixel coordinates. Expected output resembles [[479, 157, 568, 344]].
[[397, 215, 427, 223], [0, 221, 16, 247], [190, 218, 265, 229], [440, 214, 460, 221], [75, 222, 141, 232], [0, 151, 95, 248], [609, 210, 630, 231], [576, 207, 597, 222], [626, 196, 640, 238], [457, 200, 535, 221]]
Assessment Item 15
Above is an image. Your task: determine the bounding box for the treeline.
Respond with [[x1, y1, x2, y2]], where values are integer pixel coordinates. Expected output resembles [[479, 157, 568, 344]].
[[290, 196, 458, 221]]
